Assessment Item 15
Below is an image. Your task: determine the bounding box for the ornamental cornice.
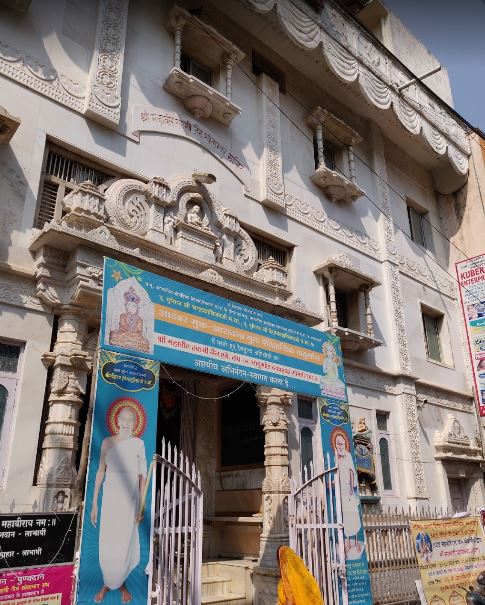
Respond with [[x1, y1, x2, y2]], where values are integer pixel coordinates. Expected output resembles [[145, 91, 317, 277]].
[[242, 0, 469, 175], [344, 364, 398, 394], [416, 385, 474, 414], [388, 244, 456, 298]]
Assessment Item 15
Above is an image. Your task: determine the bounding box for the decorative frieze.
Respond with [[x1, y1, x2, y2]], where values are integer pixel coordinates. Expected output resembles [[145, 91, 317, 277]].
[[416, 385, 474, 413], [83, 0, 129, 127], [403, 390, 427, 498], [435, 414, 483, 462], [0, 271, 42, 310]]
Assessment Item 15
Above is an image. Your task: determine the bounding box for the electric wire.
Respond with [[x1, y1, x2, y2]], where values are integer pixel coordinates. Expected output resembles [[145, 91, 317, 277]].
[[193, 8, 483, 303]]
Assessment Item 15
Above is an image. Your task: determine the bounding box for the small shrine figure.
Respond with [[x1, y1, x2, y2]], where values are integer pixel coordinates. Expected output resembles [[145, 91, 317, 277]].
[[163, 213, 176, 245], [214, 238, 224, 263], [353, 416, 378, 496], [187, 204, 203, 226]]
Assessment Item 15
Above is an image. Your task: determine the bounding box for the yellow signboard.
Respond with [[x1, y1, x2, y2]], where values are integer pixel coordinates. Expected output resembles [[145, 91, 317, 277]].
[[410, 517, 485, 605]]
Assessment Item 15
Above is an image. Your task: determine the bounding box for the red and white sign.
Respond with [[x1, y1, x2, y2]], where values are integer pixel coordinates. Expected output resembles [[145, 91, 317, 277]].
[[456, 253, 485, 415]]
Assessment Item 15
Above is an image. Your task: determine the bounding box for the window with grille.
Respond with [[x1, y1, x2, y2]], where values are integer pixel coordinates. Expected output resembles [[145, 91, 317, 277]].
[[251, 234, 289, 269], [376, 411, 393, 492], [34, 146, 117, 228], [422, 311, 442, 362]]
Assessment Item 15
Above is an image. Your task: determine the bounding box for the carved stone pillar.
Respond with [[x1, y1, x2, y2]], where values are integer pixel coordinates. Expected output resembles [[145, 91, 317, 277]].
[[361, 284, 374, 337], [37, 309, 92, 511], [327, 269, 338, 328], [253, 387, 292, 605]]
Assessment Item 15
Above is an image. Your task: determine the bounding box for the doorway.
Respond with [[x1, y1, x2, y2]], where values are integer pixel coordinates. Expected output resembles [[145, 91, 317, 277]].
[[448, 478, 469, 512]]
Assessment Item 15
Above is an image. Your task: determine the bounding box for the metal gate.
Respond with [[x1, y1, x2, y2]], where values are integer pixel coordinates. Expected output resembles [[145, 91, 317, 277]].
[[289, 456, 347, 605], [149, 439, 203, 605]]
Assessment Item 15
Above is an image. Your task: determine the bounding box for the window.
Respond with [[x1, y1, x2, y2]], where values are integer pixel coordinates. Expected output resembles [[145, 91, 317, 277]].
[[376, 411, 392, 492], [0, 341, 22, 488], [422, 311, 442, 362], [298, 398, 317, 478], [300, 427, 314, 478], [180, 53, 212, 86], [252, 234, 289, 270], [35, 145, 117, 228], [407, 205, 427, 247], [335, 289, 349, 329], [379, 438, 392, 491]]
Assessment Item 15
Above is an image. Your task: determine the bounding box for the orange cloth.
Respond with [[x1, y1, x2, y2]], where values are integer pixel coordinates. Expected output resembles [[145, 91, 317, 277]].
[[276, 546, 325, 605]]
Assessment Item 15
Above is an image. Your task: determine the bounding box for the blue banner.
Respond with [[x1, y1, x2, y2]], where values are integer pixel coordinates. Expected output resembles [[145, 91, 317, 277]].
[[100, 258, 347, 400], [77, 351, 159, 605], [318, 397, 373, 605]]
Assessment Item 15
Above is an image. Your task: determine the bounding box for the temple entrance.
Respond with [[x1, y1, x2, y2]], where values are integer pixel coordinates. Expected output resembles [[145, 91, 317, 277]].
[[154, 368, 263, 603]]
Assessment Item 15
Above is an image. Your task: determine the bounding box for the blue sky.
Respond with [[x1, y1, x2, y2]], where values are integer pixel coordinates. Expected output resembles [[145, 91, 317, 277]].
[[383, 0, 485, 131]]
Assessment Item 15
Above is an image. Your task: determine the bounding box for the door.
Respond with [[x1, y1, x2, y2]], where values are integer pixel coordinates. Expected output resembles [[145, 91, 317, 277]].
[[448, 478, 467, 512]]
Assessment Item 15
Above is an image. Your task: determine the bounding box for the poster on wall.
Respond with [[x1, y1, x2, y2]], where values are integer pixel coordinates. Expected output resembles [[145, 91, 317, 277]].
[[0, 565, 75, 605], [0, 513, 77, 570], [77, 351, 160, 605], [100, 258, 347, 400], [456, 254, 485, 415], [318, 397, 373, 605], [410, 516, 485, 605]]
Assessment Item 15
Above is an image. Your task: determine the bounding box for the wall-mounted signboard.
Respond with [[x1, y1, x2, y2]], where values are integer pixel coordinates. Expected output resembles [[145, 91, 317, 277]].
[[100, 258, 347, 400]]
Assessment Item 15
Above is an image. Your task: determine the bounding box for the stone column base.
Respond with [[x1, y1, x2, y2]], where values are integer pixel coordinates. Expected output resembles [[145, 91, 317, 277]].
[[252, 566, 280, 605]]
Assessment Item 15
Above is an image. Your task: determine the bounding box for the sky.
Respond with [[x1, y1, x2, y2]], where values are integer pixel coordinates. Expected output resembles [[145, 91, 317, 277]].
[[382, 0, 485, 131]]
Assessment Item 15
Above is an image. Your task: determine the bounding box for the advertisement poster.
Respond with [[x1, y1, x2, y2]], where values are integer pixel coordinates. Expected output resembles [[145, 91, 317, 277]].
[[319, 397, 373, 605], [0, 513, 77, 569], [77, 351, 160, 605], [410, 516, 485, 605], [100, 258, 347, 401], [456, 254, 485, 415], [0, 565, 74, 605]]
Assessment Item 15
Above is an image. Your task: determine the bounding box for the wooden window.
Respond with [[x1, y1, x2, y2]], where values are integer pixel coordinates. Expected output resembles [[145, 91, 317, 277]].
[[422, 312, 442, 362], [34, 146, 117, 228], [376, 412, 388, 431], [298, 398, 314, 420], [180, 52, 212, 86]]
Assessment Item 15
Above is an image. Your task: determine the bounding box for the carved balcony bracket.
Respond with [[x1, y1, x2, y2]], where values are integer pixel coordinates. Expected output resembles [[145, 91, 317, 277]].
[[0, 106, 21, 144]]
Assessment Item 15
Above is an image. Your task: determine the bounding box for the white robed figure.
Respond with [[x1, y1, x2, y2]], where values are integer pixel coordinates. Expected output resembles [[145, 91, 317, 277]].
[[334, 431, 362, 557], [91, 407, 147, 603]]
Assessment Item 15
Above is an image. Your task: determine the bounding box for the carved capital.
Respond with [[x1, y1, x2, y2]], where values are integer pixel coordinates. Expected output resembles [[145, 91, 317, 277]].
[[62, 181, 106, 231]]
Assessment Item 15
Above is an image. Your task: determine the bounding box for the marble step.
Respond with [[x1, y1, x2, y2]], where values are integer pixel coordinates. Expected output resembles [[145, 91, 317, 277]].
[[202, 575, 232, 597], [201, 594, 246, 605]]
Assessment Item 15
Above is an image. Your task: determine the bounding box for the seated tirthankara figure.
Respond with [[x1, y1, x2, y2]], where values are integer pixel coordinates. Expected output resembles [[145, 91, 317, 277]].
[[186, 204, 203, 226], [109, 287, 150, 353]]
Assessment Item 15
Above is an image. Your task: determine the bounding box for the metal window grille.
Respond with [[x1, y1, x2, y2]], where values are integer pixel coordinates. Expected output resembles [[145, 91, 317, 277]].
[[252, 235, 288, 268], [35, 147, 115, 228], [422, 313, 442, 362]]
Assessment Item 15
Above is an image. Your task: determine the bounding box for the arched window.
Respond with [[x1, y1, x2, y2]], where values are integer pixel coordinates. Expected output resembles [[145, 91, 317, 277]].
[[379, 437, 392, 491], [300, 426, 314, 478]]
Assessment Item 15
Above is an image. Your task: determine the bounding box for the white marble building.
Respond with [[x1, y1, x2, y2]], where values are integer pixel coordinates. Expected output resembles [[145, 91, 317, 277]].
[[0, 0, 483, 600]]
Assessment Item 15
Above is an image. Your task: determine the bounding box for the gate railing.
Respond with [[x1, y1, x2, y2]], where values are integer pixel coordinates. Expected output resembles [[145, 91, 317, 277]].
[[289, 456, 347, 605], [149, 439, 203, 605], [363, 506, 471, 605]]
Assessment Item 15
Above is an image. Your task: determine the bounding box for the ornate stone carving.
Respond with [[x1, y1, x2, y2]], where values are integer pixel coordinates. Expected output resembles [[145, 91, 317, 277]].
[[0, 272, 42, 310], [261, 73, 285, 211], [284, 193, 381, 259], [254, 256, 288, 288], [33, 246, 68, 308], [344, 364, 398, 394], [435, 414, 483, 462], [310, 164, 364, 203], [37, 312, 92, 510], [243, 0, 470, 182], [62, 181, 106, 232], [403, 391, 427, 498], [389, 265, 411, 374], [104, 179, 149, 235], [0, 40, 85, 112], [83, 0, 129, 127], [416, 386, 474, 413]]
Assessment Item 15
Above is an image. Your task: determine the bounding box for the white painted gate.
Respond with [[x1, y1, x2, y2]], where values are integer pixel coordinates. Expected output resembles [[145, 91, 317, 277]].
[[150, 439, 203, 605], [289, 456, 347, 605]]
